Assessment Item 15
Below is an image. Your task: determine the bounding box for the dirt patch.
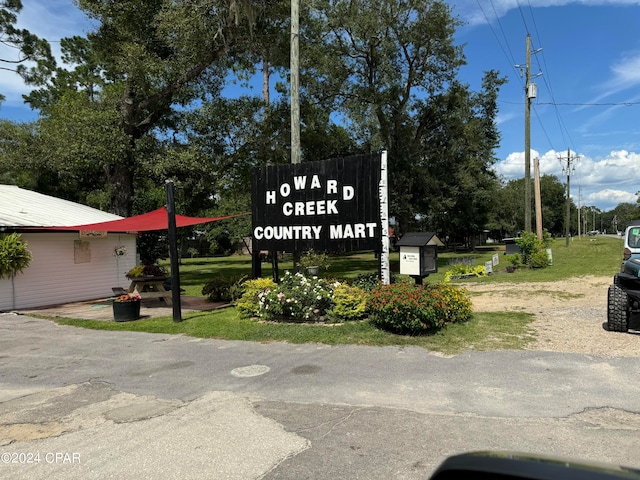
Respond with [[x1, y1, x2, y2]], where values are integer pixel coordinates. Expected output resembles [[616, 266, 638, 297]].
[[462, 275, 640, 357]]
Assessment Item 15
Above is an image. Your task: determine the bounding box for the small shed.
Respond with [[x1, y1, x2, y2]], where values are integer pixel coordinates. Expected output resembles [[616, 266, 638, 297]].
[[0, 186, 137, 310]]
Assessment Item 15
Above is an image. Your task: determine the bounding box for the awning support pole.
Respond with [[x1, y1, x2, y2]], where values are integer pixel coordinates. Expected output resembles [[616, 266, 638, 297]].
[[165, 180, 182, 322]]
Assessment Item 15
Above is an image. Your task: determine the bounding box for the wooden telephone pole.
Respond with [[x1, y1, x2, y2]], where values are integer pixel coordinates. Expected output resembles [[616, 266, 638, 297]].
[[558, 148, 579, 247], [519, 34, 543, 233], [524, 35, 532, 232], [534, 158, 543, 240]]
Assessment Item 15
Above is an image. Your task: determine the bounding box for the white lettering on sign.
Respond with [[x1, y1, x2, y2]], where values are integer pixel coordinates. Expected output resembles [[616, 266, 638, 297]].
[[293, 176, 307, 190], [253, 225, 323, 240], [292, 174, 322, 190], [282, 200, 338, 216], [265, 174, 356, 217], [329, 223, 377, 239]]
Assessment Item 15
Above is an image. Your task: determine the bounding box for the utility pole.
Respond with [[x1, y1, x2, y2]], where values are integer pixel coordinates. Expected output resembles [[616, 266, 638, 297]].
[[577, 186, 582, 238], [534, 157, 543, 240], [290, 0, 300, 164], [558, 148, 579, 247], [518, 35, 541, 233], [524, 34, 532, 232]]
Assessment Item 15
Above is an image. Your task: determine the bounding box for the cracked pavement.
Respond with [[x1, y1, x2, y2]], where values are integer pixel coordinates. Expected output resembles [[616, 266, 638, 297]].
[[1, 313, 640, 479]]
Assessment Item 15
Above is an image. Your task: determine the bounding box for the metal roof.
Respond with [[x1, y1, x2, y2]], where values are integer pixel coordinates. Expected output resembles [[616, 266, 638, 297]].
[[0, 185, 122, 228]]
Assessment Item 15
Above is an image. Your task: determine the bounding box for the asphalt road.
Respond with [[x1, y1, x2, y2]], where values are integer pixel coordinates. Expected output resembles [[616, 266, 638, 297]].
[[1, 312, 640, 479]]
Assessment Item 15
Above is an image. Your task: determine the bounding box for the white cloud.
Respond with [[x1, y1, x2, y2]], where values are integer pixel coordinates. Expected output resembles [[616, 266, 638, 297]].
[[585, 188, 637, 208], [608, 53, 640, 90], [496, 149, 640, 210], [452, 0, 640, 25], [580, 150, 640, 188]]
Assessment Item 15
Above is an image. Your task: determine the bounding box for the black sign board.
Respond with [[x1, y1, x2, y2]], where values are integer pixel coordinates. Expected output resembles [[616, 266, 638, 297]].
[[251, 154, 382, 252]]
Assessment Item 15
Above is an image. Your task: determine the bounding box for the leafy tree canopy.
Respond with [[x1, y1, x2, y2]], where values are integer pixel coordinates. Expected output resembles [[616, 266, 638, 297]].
[[0, 0, 55, 104]]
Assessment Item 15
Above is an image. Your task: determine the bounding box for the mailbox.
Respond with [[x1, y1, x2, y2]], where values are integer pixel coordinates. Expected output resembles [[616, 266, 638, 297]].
[[396, 232, 444, 284]]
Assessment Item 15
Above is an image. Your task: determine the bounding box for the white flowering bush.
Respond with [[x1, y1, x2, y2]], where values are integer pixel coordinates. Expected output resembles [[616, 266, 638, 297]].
[[257, 271, 337, 322]]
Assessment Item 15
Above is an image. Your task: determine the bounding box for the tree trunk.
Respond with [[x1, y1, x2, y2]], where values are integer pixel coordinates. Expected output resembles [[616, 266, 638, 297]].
[[107, 138, 135, 216]]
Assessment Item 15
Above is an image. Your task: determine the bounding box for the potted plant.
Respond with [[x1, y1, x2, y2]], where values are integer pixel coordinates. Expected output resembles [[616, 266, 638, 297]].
[[112, 293, 141, 321], [298, 249, 330, 276], [126, 263, 167, 279], [0, 233, 32, 309]]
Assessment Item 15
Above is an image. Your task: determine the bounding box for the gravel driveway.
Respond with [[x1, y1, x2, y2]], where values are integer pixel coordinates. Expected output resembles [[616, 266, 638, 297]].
[[463, 275, 640, 357]]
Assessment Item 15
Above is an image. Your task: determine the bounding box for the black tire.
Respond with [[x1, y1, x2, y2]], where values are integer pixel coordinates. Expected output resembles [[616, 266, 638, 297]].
[[608, 284, 629, 332]]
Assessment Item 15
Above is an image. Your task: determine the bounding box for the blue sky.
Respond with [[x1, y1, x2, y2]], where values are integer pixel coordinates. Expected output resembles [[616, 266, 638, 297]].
[[1, 0, 639, 213]]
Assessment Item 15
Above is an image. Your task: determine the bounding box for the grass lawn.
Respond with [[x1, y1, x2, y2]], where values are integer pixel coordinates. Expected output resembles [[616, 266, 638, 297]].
[[51, 235, 622, 356]]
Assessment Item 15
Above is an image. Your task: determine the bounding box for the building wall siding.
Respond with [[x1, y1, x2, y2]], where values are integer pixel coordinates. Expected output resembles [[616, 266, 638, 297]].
[[0, 232, 137, 310]]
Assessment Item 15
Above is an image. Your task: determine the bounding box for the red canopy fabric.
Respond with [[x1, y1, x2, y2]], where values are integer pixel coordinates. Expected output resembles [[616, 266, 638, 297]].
[[42, 207, 249, 232]]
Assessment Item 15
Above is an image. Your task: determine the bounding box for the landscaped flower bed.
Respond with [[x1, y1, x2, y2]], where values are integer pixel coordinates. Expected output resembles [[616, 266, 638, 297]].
[[367, 281, 472, 335], [236, 271, 471, 334]]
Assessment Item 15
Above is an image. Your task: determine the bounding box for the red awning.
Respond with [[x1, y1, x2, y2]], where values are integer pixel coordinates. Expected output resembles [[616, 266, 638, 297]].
[[40, 207, 249, 233]]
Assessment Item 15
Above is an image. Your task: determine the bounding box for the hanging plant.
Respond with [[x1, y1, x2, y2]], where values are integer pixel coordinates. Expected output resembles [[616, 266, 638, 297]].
[[0, 233, 32, 279]]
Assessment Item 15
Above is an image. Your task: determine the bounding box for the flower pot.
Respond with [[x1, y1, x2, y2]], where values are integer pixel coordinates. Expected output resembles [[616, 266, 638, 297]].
[[112, 300, 141, 322], [306, 266, 320, 276]]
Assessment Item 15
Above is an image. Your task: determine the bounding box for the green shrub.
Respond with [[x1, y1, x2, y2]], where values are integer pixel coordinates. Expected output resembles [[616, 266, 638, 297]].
[[235, 278, 277, 318], [368, 282, 472, 335], [202, 275, 245, 302], [351, 273, 381, 291], [257, 271, 336, 322], [530, 250, 550, 268], [327, 284, 368, 322], [298, 249, 330, 270], [228, 276, 248, 302], [515, 230, 554, 268], [506, 254, 522, 267]]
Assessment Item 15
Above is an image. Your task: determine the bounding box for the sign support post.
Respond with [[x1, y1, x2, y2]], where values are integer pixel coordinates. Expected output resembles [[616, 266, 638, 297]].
[[379, 151, 390, 285]]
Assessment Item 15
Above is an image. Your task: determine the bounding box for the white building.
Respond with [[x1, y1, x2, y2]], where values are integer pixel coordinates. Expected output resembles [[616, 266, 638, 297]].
[[0, 185, 137, 310]]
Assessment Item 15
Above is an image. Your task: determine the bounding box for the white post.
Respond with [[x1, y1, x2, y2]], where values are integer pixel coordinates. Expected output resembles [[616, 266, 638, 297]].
[[379, 151, 390, 284]]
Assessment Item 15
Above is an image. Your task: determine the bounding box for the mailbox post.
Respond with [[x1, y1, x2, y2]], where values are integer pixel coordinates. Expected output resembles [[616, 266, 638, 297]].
[[396, 232, 444, 285]]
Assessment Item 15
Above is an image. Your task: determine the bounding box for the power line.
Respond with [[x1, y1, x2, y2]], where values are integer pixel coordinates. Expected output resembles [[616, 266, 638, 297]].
[[537, 101, 640, 106], [531, 104, 554, 149], [480, 0, 523, 85], [515, 0, 530, 34], [498, 100, 640, 107]]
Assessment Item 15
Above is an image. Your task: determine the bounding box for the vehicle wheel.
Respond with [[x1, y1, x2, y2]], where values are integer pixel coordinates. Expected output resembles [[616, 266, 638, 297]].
[[607, 284, 629, 332]]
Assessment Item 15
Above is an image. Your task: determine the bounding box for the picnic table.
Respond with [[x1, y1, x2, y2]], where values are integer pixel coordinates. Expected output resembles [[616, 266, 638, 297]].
[[127, 277, 172, 305]]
